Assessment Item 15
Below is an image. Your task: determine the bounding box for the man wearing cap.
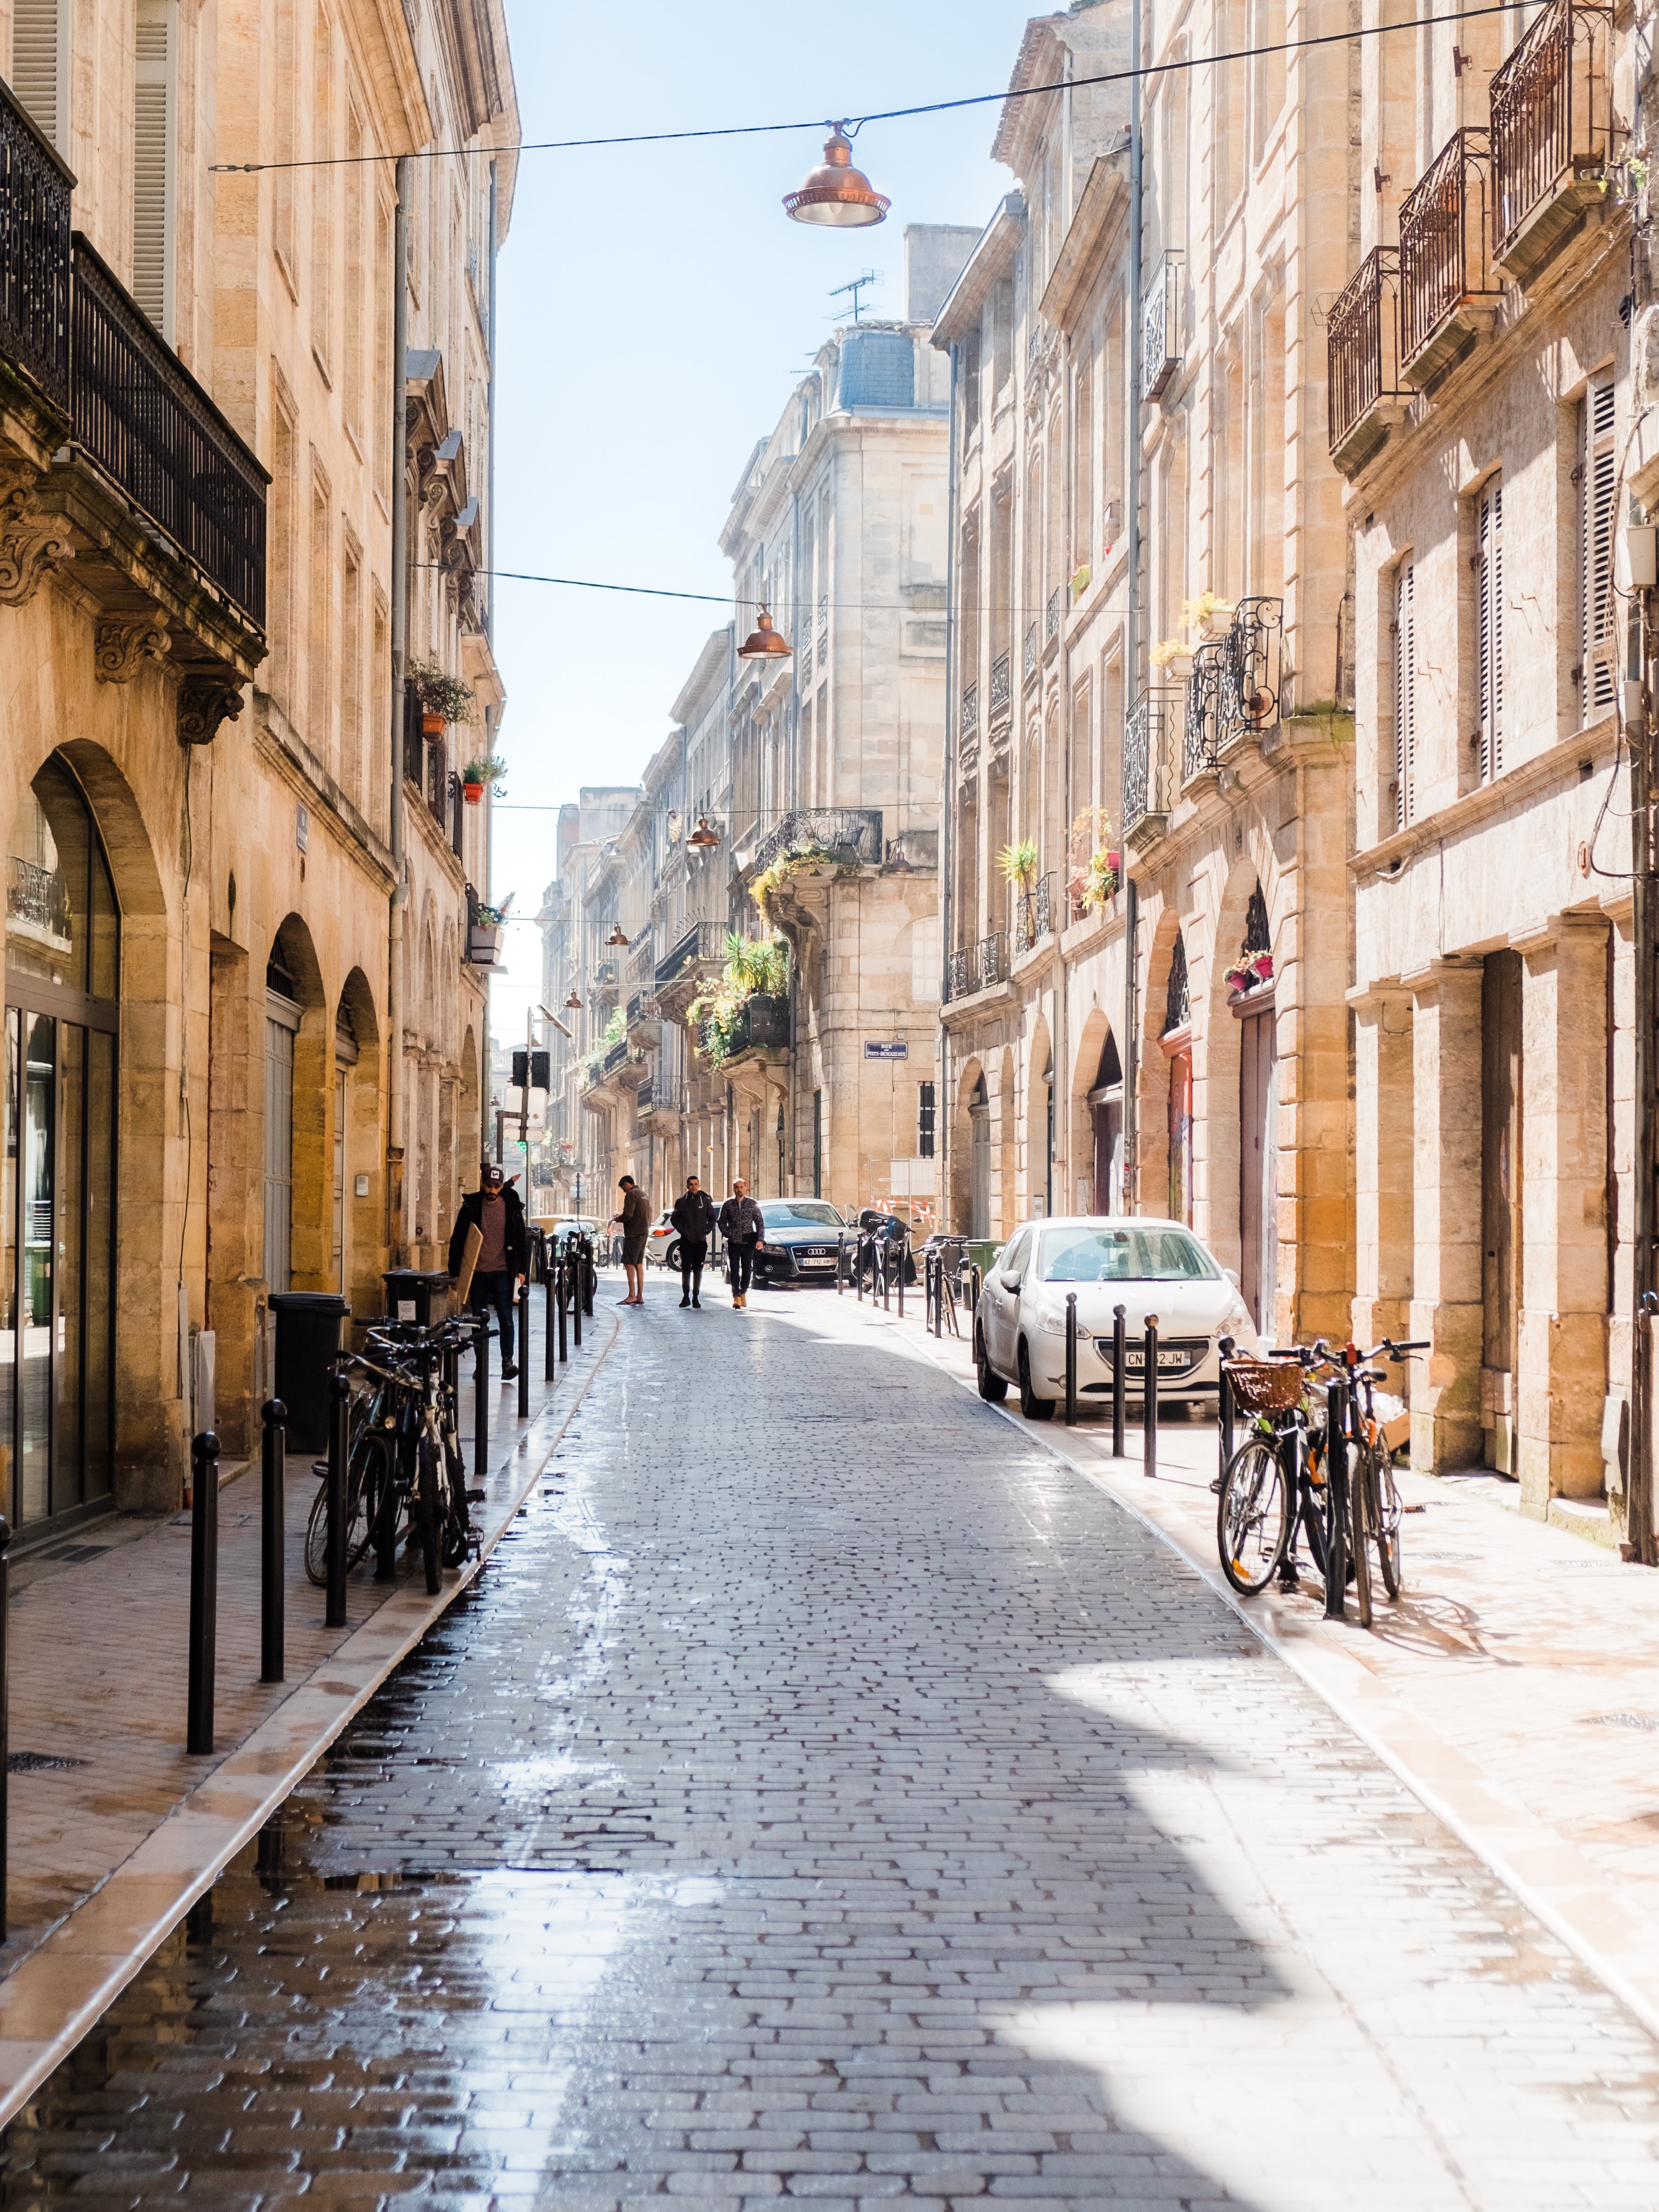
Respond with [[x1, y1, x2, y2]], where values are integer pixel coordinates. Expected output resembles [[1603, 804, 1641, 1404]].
[[448, 1163, 529, 1379]]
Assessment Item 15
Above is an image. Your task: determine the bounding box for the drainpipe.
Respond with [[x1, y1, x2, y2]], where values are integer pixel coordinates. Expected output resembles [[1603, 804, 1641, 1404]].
[[483, 156, 500, 1169], [1122, 0, 1145, 1217], [1633, 592, 1656, 1563], [387, 156, 411, 1265], [940, 340, 959, 1228]]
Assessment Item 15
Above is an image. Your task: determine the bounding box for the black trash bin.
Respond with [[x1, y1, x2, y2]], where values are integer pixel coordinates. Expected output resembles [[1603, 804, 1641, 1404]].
[[383, 1268, 451, 1327], [268, 1292, 351, 1454]]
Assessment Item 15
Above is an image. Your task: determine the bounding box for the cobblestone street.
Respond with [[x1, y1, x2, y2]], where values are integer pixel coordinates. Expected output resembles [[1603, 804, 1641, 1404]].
[[8, 1285, 1659, 2208]]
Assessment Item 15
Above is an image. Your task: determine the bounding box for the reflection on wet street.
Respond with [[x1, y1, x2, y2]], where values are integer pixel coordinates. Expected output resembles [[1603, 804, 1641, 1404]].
[[6, 1297, 1659, 2208]]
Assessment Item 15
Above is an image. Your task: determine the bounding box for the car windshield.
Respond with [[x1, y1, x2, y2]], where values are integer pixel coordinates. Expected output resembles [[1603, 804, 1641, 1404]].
[[760, 1201, 845, 1229], [1039, 1226, 1220, 1284]]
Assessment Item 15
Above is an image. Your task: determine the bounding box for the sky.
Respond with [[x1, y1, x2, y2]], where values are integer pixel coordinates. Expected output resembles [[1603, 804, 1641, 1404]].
[[484, 1, 1039, 1040]]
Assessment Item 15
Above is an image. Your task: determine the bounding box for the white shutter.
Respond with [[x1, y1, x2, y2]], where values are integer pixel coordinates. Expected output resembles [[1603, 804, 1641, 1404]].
[[1477, 479, 1503, 784], [132, 2, 174, 335], [1392, 563, 1415, 830], [1582, 373, 1618, 722], [12, 0, 64, 149]]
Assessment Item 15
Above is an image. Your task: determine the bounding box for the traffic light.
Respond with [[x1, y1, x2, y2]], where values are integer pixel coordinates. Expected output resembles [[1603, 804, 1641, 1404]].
[[530, 1048, 551, 1091], [511, 1048, 529, 1088]]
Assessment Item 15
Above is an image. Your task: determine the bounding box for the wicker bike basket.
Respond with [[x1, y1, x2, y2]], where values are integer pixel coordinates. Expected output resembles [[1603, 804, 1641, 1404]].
[[1224, 1359, 1305, 1417]]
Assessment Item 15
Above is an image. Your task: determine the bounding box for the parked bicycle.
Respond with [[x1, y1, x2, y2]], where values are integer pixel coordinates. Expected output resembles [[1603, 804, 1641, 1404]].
[[1340, 1337, 1425, 1625]]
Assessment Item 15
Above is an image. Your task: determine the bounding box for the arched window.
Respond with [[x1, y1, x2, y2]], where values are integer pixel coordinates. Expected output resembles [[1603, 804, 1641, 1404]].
[[4, 756, 120, 1531]]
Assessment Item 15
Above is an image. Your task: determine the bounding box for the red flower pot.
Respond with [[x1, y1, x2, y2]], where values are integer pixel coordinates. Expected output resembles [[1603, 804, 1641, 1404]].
[[463, 781, 484, 805]]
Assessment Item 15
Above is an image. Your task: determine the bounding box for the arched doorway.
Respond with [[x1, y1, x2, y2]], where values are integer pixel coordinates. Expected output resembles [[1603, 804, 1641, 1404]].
[[1162, 932, 1194, 1227], [264, 916, 325, 1293], [1088, 1030, 1123, 1213], [3, 757, 119, 1532]]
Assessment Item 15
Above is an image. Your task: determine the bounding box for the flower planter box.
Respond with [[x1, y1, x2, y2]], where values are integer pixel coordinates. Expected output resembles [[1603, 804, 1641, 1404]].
[[467, 922, 505, 966], [463, 781, 484, 805], [422, 712, 446, 736]]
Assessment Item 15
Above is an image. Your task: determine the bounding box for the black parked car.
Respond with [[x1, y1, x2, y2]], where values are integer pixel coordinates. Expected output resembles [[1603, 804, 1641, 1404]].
[[751, 1199, 853, 1286]]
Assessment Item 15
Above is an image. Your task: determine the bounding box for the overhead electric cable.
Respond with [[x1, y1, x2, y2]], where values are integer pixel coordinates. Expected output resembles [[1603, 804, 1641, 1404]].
[[414, 560, 1125, 619], [213, 1, 1528, 171]]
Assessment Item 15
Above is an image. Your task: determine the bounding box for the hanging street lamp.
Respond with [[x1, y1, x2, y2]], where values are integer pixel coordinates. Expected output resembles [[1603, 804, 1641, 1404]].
[[784, 124, 889, 228], [565, 990, 583, 1009], [688, 816, 722, 849], [605, 922, 630, 948], [738, 605, 793, 661]]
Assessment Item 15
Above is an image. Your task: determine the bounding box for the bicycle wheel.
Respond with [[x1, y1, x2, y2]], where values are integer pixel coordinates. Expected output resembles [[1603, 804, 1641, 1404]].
[[415, 1436, 443, 1594], [441, 1433, 470, 1568], [1217, 1437, 1291, 1595], [303, 1474, 329, 1587], [353, 1434, 394, 1569], [1349, 1457, 1373, 1627], [1370, 1449, 1403, 1599]]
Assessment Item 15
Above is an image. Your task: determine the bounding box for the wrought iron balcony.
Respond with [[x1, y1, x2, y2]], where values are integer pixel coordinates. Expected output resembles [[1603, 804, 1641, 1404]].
[[1491, 0, 1613, 283], [945, 945, 974, 1002], [1399, 130, 1500, 387], [0, 80, 69, 412], [1024, 624, 1038, 679], [961, 681, 978, 738], [1015, 872, 1054, 955], [989, 650, 1011, 720], [655, 919, 726, 988], [753, 807, 882, 872], [1327, 247, 1409, 473], [944, 933, 1009, 1002], [1184, 598, 1284, 781], [1141, 253, 1182, 403], [1046, 588, 1061, 641], [704, 992, 789, 1061], [635, 1077, 656, 1112], [1123, 687, 1183, 845], [978, 930, 1007, 991]]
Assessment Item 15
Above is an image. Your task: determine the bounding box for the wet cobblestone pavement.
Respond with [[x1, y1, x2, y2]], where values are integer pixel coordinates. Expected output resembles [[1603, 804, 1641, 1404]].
[[7, 1293, 1659, 2207]]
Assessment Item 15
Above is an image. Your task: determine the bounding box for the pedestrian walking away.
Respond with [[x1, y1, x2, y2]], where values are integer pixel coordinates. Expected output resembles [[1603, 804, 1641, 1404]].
[[717, 1178, 765, 1307], [448, 1163, 528, 1377], [670, 1175, 718, 1308], [617, 1175, 652, 1306]]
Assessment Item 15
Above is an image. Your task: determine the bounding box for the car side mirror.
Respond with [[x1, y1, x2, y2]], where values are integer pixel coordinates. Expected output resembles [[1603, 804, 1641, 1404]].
[[1001, 1272, 1022, 1293], [1223, 1267, 1241, 1288]]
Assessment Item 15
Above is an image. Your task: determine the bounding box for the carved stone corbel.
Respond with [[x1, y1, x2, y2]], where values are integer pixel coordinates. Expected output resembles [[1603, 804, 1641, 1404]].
[[177, 674, 246, 747], [0, 465, 73, 609], [94, 613, 171, 684]]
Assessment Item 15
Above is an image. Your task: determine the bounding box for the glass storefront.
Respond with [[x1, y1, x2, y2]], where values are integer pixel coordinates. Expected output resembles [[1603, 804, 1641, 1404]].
[[3, 759, 119, 1535]]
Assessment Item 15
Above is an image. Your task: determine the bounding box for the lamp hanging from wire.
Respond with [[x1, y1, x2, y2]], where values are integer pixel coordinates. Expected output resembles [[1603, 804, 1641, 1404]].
[[688, 816, 722, 849], [565, 990, 583, 1009], [784, 122, 889, 228], [738, 604, 793, 661], [605, 922, 630, 947]]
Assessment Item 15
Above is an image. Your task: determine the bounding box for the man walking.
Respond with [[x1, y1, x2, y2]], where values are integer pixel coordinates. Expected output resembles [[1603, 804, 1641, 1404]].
[[670, 1175, 717, 1308], [448, 1163, 528, 1379], [717, 1178, 765, 1308], [618, 1174, 653, 1306]]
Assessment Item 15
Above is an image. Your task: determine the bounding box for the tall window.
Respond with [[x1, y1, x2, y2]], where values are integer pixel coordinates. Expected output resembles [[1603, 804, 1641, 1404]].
[[1072, 358, 1093, 578], [12, 0, 67, 151], [1581, 372, 1617, 724], [311, 7, 335, 374], [1476, 478, 1503, 783], [133, 0, 176, 336], [1393, 562, 1415, 829], [918, 1082, 937, 1160]]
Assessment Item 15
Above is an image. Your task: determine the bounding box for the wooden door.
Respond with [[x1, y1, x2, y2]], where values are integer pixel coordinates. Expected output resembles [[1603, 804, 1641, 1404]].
[[970, 1109, 991, 1240], [1481, 950, 1522, 1471], [1167, 1050, 1193, 1226], [1092, 1098, 1122, 1213], [1240, 1010, 1278, 1335]]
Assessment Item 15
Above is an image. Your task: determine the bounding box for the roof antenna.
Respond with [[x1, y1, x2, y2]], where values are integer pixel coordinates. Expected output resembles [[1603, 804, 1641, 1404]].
[[829, 271, 882, 325]]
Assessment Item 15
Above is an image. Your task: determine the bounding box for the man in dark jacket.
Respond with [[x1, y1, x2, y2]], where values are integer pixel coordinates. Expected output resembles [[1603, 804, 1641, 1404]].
[[670, 1175, 718, 1308], [448, 1164, 529, 1377], [618, 1175, 653, 1305], [717, 1179, 765, 1308]]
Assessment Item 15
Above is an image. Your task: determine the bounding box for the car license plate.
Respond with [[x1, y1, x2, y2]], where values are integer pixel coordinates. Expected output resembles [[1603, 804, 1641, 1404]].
[[1121, 1348, 1189, 1371]]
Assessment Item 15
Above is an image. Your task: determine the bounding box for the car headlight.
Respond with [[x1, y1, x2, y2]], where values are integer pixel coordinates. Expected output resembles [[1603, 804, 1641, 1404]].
[[1036, 1307, 1068, 1336], [1218, 1296, 1252, 1339]]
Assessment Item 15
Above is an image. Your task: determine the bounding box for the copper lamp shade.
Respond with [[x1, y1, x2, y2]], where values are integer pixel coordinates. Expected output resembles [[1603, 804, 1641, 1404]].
[[688, 816, 722, 849], [564, 991, 583, 1009], [738, 605, 793, 661], [605, 922, 630, 947], [784, 127, 889, 228]]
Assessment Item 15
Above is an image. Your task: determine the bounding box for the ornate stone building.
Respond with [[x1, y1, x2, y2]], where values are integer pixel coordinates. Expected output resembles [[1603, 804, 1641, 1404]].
[[0, 0, 516, 1529]]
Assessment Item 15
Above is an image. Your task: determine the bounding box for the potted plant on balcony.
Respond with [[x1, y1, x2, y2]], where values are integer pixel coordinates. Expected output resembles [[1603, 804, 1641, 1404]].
[[687, 933, 789, 1067], [1180, 591, 1235, 641], [999, 837, 1039, 895], [751, 841, 839, 924], [1223, 948, 1273, 997], [468, 890, 513, 966], [1150, 637, 1195, 681], [461, 752, 508, 805], [409, 659, 477, 737]]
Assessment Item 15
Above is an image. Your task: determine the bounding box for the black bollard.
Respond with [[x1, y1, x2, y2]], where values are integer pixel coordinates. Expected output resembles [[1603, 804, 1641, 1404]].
[[326, 1373, 350, 1629], [545, 1264, 557, 1382], [1111, 1304, 1127, 1459], [856, 1236, 865, 1304], [583, 1237, 596, 1317], [1143, 1314, 1160, 1477], [260, 1399, 286, 1683], [1216, 1335, 1236, 1489], [1324, 1375, 1349, 1621], [0, 1515, 10, 1938], [882, 1241, 891, 1314], [558, 1254, 569, 1363], [897, 1237, 907, 1319], [474, 1313, 490, 1481], [1065, 1293, 1078, 1426], [572, 1252, 583, 1347], [838, 1233, 846, 1297], [188, 1431, 220, 1754], [518, 1278, 531, 1419]]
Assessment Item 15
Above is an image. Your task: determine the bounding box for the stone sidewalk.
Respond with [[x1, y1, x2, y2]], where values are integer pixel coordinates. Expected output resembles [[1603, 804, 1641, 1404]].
[[855, 1280, 1659, 2040], [0, 1280, 620, 2119]]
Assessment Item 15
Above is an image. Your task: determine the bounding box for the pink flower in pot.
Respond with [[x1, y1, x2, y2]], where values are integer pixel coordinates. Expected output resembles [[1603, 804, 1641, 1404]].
[[1251, 951, 1274, 980]]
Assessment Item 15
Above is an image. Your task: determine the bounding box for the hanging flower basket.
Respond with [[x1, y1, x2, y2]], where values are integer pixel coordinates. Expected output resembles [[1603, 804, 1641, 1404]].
[[422, 712, 446, 736], [463, 780, 485, 805]]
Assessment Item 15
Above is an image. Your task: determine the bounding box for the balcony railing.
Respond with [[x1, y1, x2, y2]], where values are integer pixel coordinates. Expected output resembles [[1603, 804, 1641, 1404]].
[[1024, 624, 1038, 679], [1399, 130, 1499, 380], [0, 80, 70, 412], [1184, 598, 1285, 780], [961, 681, 978, 738], [1015, 872, 1054, 955], [945, 945, 974, 1002], [1491, 0, 1613, 278], [1141, 253, 1182, 402], [1123, 687, 1183, 838], [704, 993, 789, 1060], [989, 650, 1011, 719], [635, 1078, 656, 1112], [1327, 247, 1408, 463], [1046, 588, 1062, 641], [655, 919, 726, 987], [753, 807, 882, 872]]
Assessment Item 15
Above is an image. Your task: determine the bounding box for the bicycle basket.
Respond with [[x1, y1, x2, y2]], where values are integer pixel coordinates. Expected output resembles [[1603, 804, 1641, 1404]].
[[1225, 1360, 1304, 1417]]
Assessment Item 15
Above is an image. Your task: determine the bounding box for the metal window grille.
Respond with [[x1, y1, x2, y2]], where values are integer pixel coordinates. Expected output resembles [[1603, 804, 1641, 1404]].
[[1581, 375, 1617, 722], [1476, 478, 1503, 783], [1394, 562, 1416, 829], [918, 1082, 936, 1160]]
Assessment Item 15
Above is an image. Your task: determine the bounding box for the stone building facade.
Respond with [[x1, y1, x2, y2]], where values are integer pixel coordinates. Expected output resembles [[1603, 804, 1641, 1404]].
[[1336, 0, 1640, 1530], [0, 0, 516, 1533]]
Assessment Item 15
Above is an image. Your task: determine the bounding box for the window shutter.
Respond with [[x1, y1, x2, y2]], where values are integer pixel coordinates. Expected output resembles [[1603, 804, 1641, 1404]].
[[1394, 562, 1415, 830], [1582, 373, 1617, 722], [132, 1, 174, 334], [13, 0, 63, 149], [1477, 480, 1503, 783]]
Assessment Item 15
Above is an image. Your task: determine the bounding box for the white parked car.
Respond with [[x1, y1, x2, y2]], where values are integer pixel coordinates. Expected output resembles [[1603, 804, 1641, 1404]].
[[973, 1216, 1257, 1420]]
